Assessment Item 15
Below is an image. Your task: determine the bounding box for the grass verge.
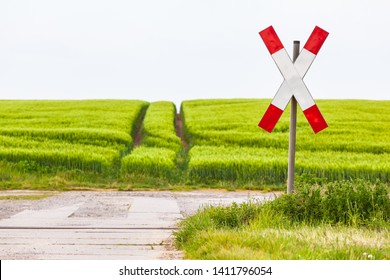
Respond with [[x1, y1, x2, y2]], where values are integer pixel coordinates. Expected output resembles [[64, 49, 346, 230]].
[[0, 160, 284, 191], [175, 180, 390, 259], [0, 194, 53, 200], [177, 223, 389, 260]]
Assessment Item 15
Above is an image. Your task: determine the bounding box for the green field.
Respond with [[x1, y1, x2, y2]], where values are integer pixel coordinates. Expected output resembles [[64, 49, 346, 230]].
[[0, 99, 389, 190], [182, 99, 390, 185], [0, 100, 148, 173]]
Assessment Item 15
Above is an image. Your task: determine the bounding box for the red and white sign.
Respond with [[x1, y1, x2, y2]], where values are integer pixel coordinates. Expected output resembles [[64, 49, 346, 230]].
[[258, 26, 329, 133]]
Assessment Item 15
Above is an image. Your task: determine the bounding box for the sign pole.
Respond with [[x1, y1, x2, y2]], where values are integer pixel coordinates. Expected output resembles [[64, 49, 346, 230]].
[[258, 26, 329, 192], [287, 40, 300, 194]]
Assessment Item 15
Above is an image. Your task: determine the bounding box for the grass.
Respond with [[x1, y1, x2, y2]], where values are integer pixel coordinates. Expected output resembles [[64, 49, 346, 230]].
[[0, 194, 53, 200], [120, 146, 178, 179], [175, 180, 390, 259], [180, 224, 389, 260]]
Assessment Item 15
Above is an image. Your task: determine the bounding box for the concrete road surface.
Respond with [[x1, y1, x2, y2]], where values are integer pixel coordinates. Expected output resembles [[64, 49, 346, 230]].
[[0, 190, 276, 260]]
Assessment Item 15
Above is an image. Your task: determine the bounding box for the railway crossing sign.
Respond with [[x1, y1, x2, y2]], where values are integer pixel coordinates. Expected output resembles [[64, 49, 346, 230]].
[[258, 26, 329, 133]]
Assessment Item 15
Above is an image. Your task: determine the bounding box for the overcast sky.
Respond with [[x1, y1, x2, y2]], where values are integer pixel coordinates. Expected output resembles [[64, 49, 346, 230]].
[[0, 0, 389, 106]]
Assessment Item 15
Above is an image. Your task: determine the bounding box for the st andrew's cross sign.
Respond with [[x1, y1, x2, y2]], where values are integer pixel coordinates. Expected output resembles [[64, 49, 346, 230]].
[[258, 26, 329, 133]]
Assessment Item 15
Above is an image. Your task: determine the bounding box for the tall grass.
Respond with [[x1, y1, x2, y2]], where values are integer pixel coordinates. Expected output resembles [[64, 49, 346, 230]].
[[120, 146, 178, 179], [265, 180, 390, 226], [141, 101, 182, 151]]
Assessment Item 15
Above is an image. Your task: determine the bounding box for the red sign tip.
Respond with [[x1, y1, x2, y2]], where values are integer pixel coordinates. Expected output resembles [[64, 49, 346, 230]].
[[303, 104, 328, 133], [259, 26, 284, 55], [259, 104, 284, 132], [303, 26, 329, 55]]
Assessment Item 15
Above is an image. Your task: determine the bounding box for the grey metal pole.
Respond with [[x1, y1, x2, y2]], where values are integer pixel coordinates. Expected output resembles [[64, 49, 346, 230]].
[[287, 40, 300, 194]]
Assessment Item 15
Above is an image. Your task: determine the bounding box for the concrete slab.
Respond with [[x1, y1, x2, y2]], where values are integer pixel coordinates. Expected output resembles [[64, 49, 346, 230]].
[[129, 197, 181, 213], [0, 244, 167, 260], [0, 229, 173, 244], [0, 204, 83, 227]]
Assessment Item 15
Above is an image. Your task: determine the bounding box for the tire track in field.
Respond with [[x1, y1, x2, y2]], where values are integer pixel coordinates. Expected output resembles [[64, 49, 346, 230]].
[[133, 123, 143, 147], [133, 106, 148, 147], [175, 113, 188, 150]]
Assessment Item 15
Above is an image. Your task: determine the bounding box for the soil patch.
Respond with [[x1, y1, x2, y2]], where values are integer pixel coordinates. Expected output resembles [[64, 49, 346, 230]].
[[175, 113, 188, 150]]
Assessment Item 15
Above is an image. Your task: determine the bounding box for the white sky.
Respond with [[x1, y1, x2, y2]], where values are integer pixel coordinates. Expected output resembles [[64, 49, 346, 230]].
[[0, 0, 389, 106]]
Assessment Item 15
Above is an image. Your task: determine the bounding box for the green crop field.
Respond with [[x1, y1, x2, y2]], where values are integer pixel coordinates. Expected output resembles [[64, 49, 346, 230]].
[[0, 99, 389, 190], [0, 100, 148, 179], [182, 99, 390, 185]]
